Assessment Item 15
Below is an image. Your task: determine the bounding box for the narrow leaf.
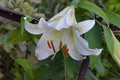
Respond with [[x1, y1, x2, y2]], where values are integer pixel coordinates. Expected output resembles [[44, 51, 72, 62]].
[[105, 10, 120, 28], [111, 30, 120, 67], [103, 25, 114, 53], [78, 1, 108, 25], [103, 26, 120, 67]]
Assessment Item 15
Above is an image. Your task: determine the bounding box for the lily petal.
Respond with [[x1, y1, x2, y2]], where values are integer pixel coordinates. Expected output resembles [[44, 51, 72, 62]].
[[63, 30, 86, 60], [35, 30, 63, 60], [38, 18, 53, 33], [24, 17, 41, 34], [35, 30, 54, 60], [49, 6, 74, 22], [73, 20, 95, 35], [48, 6, 76, 31], [24, 17, 50, 34], [48, 16, 70, 30], [74, 30, 102, 56]]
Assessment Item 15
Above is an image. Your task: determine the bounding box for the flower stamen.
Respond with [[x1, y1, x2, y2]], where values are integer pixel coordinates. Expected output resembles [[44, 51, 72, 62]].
[[50, 40, 56, 53], [47, 41, 52, 49], [63, 44, 69, 58], [59, 41, 63, 49]]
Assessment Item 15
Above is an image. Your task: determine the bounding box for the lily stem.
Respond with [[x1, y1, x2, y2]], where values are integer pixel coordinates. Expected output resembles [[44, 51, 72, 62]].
[[77, 56, 89, 80]]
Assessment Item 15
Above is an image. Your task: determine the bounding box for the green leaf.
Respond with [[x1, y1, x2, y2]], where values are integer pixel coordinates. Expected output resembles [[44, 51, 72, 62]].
[[89, 56, 100, 69], [103, 25, 114, 53], [6, 28, 30, 44], [84, 23, 103, 69], [34, 51, 64, 80], [103, 26, 120, 67], [85, 69, 99, 80], [105, 10, 120, 28], [64, 57, 81, 80], [15, 58, 33, 79], [33, 51, 81, 80], [94, 60, 105, 76], [110, 31, 120, 67], [85, 23, 103, 48], [78, 1, 109, 25]]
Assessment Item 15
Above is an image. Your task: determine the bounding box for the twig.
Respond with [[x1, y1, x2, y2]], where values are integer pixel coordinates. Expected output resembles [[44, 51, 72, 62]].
[[77, 56, 89, 80], [0, 6, 25, 22]]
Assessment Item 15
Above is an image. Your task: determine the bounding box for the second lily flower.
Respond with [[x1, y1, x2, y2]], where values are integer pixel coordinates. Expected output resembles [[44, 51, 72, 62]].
[[24, 6, 102, 60]]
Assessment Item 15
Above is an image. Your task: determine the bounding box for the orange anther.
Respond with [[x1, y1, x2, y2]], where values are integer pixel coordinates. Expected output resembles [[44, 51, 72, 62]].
[[47, 41, 51, 49], [50, 40, 56, 53], [63, 45, 69, 58], [59, 41, 63, 49]]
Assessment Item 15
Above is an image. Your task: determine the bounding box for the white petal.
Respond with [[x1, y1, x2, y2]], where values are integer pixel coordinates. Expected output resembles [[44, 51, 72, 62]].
[[48, 6, 76, 31], [24, 17, 41, 34], [38, 18, 53, 33], [35, 30, 62, 60], [48, 16, 70, 30], [49, 6, 74, 22], [73, 20, 95, 35], [74, 30, 102, 56], [24, 17, 50, 34], [35, 30, 54, 60], [62, 30, 86, 60]]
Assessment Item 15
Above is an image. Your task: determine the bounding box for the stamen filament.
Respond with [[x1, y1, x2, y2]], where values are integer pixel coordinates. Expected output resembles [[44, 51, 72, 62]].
[[51, 53, 57, 60]]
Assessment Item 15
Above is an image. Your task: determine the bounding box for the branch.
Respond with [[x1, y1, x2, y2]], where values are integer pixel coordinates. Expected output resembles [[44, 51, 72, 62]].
[[77, 56, 89, 80], [0, 6, 40, 26]]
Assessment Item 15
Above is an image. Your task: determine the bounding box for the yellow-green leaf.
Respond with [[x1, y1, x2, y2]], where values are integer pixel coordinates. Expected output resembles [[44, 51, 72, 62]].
[[103, 26, 120, 67], [111, 31, 120, 67], [103, 25, 114, 53]]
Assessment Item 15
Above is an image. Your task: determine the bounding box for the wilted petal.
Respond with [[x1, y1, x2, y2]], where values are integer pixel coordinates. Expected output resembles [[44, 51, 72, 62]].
[[73, 20, 95, 35], [74, 30, 102, 56], [63, 30, 86, 60]]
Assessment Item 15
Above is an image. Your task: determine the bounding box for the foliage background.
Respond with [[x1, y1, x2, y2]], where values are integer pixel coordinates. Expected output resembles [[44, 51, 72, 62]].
[[0, 0, 120, 80]]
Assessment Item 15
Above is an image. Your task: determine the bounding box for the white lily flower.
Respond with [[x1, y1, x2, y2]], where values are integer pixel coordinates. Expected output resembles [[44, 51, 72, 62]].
[[24, 6, 102, 60]]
